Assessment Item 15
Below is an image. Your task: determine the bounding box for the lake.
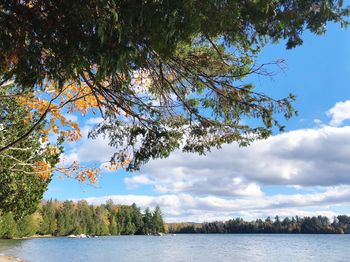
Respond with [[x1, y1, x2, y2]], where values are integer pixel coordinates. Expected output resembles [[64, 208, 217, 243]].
[[0, 234, 349, 262]]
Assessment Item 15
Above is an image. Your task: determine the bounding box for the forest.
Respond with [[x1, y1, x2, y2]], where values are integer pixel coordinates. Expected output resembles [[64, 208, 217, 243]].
[[0, 200, 165, 239], [168, 215, 350, 234], [4, 209, 350, 239]]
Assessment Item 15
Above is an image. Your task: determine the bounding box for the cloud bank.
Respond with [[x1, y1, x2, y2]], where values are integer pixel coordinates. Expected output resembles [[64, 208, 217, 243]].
[[82, 186, 350, 222], [65, 101, 350, 221], [126, 125, 350, 196]]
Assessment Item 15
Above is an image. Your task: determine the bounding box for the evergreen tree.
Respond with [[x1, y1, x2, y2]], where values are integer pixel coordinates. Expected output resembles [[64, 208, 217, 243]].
[[1, 1, 349, 173], [168, 215, 350, 234], [117, 208, 136, 235], [0, 201, 165, 238], [0, 213, 17, 239], [56, 201, 76, 236], [131, 203, 144, 235], [39, 200, 57, 235], [76, 201, 94, 234], [142, 208, 153, 235], [17, 215, 37, 238], [109, 216, 118, 236], [152, 206, 165, 234], [94, 206, 110, 236]]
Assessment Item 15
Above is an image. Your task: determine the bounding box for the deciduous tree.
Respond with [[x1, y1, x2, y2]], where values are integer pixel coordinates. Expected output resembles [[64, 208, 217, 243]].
[[0, 83, 60, 218]]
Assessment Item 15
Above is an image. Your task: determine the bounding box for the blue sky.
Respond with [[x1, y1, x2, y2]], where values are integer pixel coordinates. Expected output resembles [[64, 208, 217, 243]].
[[45, 22, 350, 222]]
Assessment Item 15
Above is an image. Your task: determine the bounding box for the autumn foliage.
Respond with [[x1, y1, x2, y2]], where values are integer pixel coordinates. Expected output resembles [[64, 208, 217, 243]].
[[14, 77, 134, 183]]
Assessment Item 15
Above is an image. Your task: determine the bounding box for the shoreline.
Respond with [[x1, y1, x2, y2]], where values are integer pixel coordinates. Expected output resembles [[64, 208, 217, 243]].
[[13, 234, 52, 240], [0, 254, 24, 262], [2, 231, 350, 242]]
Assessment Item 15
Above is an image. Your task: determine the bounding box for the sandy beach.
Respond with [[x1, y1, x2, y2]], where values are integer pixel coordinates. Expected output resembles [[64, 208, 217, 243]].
[[0, 254, 24, 262]]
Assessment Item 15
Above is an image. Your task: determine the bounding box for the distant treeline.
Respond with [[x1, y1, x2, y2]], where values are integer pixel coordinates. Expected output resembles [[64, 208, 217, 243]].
[[0, 200, 165, 239], [168, 215, 350, 234]]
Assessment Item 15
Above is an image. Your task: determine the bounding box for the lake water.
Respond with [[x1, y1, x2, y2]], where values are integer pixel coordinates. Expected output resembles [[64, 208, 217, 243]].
[[0, 234, 349, 262]]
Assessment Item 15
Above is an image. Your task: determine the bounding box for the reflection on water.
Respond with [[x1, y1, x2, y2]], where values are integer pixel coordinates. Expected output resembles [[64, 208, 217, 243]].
[[0, 234, 350, 262], [0, 239, 25, 257]]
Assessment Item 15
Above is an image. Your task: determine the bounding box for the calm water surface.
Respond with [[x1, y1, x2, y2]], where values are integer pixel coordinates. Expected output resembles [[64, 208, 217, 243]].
[[0, 234, 349, 262]]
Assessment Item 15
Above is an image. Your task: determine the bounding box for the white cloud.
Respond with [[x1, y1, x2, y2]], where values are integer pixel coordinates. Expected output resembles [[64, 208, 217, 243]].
[[86, 117, 104, 125], [126, 125, 350, 197], [62, 104, 350, 199], [58, 152, 79, 166], [60, 123, 116, 165], [125, 174, 153, 189], [327, 100, 350, 126], [313, 118, 323, 126], [63, 114, 78, 123], [81, 186, 350, 222]]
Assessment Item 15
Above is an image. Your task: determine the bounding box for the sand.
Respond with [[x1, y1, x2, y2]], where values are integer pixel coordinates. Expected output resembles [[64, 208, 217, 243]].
[[0, 254, 24, 262]]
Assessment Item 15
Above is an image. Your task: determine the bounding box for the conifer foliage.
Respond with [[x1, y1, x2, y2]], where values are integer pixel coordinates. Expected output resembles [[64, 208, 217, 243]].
[[1, 1, 349, 172], [0, 200, 165, 239], [168, 215, 350, 234]]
